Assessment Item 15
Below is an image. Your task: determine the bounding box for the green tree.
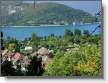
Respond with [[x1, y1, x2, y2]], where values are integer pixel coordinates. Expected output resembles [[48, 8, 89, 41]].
[[31, 33, 40, 51], [64, 29, 73, 36], [46, 45, 102, 76], [74, 29, 81, 36], [1, 60, 15, 76], [83, 30, 90, 36], [31, 33, 39, 42], [6, 37, 20, 52], [27, 56, 44, 76]]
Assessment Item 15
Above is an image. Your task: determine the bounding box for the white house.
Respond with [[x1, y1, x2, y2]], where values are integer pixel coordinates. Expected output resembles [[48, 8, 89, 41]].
[[24, 46, 32, 51]]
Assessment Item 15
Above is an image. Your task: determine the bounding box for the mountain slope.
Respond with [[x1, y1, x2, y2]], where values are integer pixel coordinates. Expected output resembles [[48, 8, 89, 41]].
[[3, 2, 96, 26]]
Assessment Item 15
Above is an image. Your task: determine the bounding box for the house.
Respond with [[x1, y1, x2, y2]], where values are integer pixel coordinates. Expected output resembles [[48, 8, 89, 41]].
[[37, 47, 53, 69], [24, 46, 33, 53], [37, 47, 54, 58], [21, 56, 30, 70], [2, 48, 8, 56], [1, 48, 15, 62], [12, 52, 30, 71], [31, 51, 38, 57], [12, 52, 24, 63], [37, 47, 49, 66], [24, 46, 32, 51], [37, 47, 49, 56], [48, 49, 54, 58]]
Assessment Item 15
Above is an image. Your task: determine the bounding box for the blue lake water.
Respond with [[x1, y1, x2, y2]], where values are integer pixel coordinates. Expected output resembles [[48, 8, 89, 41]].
[[1, 23, 101, 40]]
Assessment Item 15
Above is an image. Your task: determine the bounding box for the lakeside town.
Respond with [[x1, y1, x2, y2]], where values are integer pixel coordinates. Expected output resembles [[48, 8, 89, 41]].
[[0, 1, 102, 76], [1, 26, 102, 76]]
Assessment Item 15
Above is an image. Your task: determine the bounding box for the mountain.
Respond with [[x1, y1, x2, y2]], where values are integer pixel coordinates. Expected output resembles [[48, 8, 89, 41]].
[[2, 2, 97, 26]]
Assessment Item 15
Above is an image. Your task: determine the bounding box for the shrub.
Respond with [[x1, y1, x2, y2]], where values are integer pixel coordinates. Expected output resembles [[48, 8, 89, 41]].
[[45, 45, 102, 76]]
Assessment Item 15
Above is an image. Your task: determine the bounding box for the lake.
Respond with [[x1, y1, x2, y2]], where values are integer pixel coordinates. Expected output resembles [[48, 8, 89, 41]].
[[1, 23, 101, 40]]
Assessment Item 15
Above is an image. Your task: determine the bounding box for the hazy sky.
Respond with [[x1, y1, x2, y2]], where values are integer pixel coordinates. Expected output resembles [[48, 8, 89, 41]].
[[24, 1, 101, 15]]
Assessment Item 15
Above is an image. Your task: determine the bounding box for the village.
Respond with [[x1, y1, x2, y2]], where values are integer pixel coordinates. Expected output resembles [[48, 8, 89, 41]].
[[1, 45, 54, 75], [0, 25, 102, 76], [0, 0, 102, 76]]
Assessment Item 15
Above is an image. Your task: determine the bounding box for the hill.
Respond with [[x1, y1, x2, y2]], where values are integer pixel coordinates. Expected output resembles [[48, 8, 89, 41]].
[[2, 2, 97, 26]]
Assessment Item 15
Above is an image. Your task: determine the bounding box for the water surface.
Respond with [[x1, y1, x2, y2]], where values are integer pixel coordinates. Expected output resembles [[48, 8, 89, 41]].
[[1, 23, 101, 40]]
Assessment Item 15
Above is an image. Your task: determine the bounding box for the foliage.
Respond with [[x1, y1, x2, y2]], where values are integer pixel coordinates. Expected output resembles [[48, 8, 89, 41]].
[[26, 56, 44, 76], [2, 29, 102, 76], [6, 37, 20, 52], [30, 33, 40, 51], [45, 45, 102, 76], [83, 30, 90, 36], [74, 29, 81, 36], [1, 60, 15, 76], [64, 29, 73, 36]]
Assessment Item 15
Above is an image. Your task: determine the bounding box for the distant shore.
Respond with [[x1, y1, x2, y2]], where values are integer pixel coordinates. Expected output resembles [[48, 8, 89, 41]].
[[1, 24, 66, 28], [1, 22, 100, 28]]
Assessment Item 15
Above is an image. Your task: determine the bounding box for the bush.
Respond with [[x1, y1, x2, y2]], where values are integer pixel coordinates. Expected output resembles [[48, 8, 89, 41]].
[[45, 45, 102, 76]]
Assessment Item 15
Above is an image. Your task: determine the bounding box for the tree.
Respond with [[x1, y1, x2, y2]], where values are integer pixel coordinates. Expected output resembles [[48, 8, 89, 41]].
[[27, 56, 44, 76], [7, 41, 20, 52], [6, 37, 20, 52], [31, 33, 39, 51], [83, 30, 90, 36], [64, 29, 73, 36], [64, 29, 74, 43], [74, 29, 81, 36], [1, 60, 15, 76], [31, 33, 39, 42], [50, 33, 55, 37], [8, 43, 16, 52], [74, 35, 81, 44], [46, 45, 102, 76]]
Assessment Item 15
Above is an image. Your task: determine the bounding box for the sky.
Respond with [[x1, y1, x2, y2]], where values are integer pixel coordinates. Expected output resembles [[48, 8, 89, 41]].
[[24, 1, 101, 15]]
